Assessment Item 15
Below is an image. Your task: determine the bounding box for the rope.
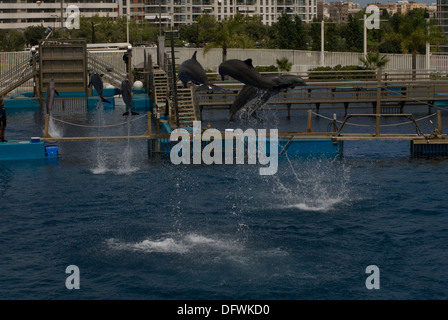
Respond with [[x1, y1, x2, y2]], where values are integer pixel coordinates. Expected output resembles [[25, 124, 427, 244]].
[[312, 111, 437, 128], [51, 113, 147, 128]]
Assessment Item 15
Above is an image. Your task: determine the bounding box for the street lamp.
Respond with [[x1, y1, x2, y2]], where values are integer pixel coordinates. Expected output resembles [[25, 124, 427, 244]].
[[51, 14, 59, 32]]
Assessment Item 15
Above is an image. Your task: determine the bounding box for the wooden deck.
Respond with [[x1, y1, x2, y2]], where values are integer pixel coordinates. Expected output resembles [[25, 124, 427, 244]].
[[195, 69, 448, 117]]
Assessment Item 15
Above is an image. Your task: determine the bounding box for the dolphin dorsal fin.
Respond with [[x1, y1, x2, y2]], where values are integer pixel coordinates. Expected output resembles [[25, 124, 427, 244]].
[[192, 51, 197, 60], [243, 59, 254, 68]]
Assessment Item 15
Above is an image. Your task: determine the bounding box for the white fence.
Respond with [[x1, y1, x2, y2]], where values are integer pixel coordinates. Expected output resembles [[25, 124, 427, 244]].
[[2, 48, 448, 95], [137, 47, 448, 73]]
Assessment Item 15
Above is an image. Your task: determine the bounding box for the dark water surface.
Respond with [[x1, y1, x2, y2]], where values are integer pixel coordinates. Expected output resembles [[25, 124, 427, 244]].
[[1, 105, 447, 299]]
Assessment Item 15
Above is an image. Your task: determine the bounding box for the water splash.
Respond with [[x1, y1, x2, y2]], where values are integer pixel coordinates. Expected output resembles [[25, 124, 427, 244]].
[[91, 99, 109, 174], [116, 116, 139, 174], [273, 156, 352, 212], [106, 233, 243, 255], [48, 116, 63, 138]]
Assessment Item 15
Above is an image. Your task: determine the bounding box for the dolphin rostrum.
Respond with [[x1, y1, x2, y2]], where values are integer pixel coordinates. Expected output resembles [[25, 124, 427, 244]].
[[218, 59, 275, 90], [45, 78, 59, 114], [121, 79, 139, 116], [228, 74, 306, 122], [178, 51, 224, 91], [88, 72, 111, 104]]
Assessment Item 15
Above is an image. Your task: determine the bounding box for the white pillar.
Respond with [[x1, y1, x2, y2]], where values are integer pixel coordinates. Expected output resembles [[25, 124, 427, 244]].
[[426, 18, 430, 71], [363, 14, 367, 58], [320, 20, 325, 66]]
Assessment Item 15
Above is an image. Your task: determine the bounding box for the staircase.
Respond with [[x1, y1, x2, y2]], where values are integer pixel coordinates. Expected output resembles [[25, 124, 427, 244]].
[[152, 68, 169, 116], [172, 85, 196, 128], [0, 57, 36, 97], [88, 53, 127, 88]]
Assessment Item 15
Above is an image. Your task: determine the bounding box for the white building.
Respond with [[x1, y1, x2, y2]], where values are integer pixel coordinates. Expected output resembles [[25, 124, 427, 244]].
[[144, 0, 318, 27], [0, 0, 317, 30], [0, 0, 119, 30]]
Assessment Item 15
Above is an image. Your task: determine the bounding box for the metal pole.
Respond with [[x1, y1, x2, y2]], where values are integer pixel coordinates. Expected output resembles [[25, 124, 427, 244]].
[[363, 14, 367, 58], [159, 2, 162, 36], [320, 20, 324, 66], [169, 32, 179, 128], [60, 0, 64, 36], [127, 13, 130, 44], [375, 68, 382, 137], [426, 17, 430, 71], [307, 109, 313, 133]]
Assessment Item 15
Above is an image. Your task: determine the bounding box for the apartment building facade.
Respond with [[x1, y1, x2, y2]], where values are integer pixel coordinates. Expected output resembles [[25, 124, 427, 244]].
[[144, 0, 318, 27], [0, 0, 119, 30], [0, 0, 317, 30]]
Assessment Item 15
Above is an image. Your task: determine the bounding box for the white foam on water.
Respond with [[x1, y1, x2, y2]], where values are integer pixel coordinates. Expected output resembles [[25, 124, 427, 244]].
[[106, 233, 243, 255], [284, 197, 346, 213], [272, 157, 353, 213]]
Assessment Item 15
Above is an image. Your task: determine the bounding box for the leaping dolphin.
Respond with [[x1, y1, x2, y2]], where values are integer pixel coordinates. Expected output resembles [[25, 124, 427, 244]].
[[121, 79, 139, 116], [218, 59, 275, 90], [178, 51, 224, 91], [45, 78, 59, 114], [228, 74, 306, 122], [88, 72, 111, 104]]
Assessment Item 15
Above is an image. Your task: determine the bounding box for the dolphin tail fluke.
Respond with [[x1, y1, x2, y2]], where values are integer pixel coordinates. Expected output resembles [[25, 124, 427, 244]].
[[102, 98, 111, 104], [122, 112, 129, 116]]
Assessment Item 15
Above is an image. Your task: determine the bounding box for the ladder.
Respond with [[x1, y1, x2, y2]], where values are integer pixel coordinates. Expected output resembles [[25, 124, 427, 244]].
[[170, 84, 196, 128], [152, 68, 169, 116]]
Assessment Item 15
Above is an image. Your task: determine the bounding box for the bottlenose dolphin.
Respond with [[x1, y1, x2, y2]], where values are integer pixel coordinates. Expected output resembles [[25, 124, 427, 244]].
[[218, 59, 275, 89], [228, 74, 306, 122], [88, 72, 111, 104], [121, 79, 139, 116], [178, 51, 224, 91], [45, 78, 59, 114]]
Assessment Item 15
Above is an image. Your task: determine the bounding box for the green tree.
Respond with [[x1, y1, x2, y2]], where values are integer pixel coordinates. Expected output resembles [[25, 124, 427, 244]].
[[399, 9, 445, 72], [325, 21, 341, 52], [310, 18, 322, 51], [203, 14, 254, 62], [24, 26, 46, 47], [292, 15, 307, 50], [269, 12, 306, 49], [345, 14, 363, 52], [0, 30, 26, 51]]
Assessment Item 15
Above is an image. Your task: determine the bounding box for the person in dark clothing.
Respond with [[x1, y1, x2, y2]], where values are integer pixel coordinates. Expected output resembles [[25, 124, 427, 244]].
[[0, 98, 8, 142]]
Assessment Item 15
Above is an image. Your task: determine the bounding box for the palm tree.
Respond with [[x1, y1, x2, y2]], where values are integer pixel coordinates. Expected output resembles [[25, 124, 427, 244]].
[[399, 9, 445, 75], [359, 51, 390, 70], [276, 57, 292, 72], [203, 14, 254, 62]]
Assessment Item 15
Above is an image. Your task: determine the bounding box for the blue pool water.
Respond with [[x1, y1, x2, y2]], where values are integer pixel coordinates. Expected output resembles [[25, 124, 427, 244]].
[[1, 104, 448, 300]]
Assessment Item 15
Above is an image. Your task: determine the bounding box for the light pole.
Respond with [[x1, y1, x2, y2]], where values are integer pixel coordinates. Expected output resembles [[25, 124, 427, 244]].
[[321, 20, 324, 66], [60, 0, 64, 32], [51, 14, 58, 32], [127, 12, 130, 44]]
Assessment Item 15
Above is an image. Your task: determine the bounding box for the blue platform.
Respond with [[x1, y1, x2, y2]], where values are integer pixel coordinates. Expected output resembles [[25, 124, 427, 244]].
[[0, 140, 46, 161], [278, 138, 341, 156], [4, 89, 154, 112]]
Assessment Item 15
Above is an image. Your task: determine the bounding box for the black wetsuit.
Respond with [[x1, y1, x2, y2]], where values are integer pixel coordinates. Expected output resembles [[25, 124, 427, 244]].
[[0, 106, 6, 127]]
